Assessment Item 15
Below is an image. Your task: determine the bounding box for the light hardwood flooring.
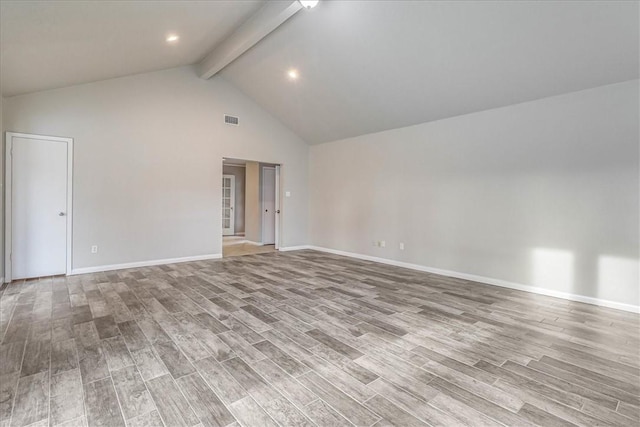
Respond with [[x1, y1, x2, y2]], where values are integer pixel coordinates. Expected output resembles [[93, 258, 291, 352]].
[[0, 250, 638, 427], [223, 236, 276, 258], [223, 243, 276, 258]]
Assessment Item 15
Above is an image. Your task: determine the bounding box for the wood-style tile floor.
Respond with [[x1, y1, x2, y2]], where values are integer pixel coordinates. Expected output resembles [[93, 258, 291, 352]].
[[1, 250, 638, 427]]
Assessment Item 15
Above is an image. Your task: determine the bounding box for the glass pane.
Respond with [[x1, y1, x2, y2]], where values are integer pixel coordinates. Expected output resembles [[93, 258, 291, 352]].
[[224, 219, 230, 228], [223, 199, 230, 208], [224, 189, 230, 197]]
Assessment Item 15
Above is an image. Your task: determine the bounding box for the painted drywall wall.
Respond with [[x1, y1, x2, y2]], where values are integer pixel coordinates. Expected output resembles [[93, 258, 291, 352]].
[[244, 161, 261, 243], [222, 164, 245, 234], [2, 66, 308, 270], [0, 98, 3, 279], [310, 80, 640, 307]]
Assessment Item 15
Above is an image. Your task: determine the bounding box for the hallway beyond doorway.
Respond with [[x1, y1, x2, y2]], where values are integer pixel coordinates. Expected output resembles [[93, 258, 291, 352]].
[[222, 236, 275, 257]]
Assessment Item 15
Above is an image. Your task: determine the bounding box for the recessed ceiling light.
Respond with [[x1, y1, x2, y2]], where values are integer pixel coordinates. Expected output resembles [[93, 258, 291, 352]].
[[287, 69, 299, 80], [166, 34, 179, 43], [299, 0, 319, 8]]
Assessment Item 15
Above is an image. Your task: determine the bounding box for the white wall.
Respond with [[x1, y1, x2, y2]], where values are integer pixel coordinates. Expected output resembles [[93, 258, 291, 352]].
[[0, 98, 4, 279], [3, 63, 637, 311], [310, 80, 639, 308], [3, 66, 308, 271]]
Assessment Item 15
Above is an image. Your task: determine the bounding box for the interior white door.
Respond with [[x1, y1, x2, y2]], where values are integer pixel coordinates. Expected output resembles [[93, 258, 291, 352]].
[[11, 136, 69, 279], [262, 167, 276, 245], [222, 174, 235, 236]]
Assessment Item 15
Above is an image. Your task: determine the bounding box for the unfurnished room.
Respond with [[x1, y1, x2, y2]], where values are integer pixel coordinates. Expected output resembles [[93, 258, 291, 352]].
[[0, 1, 638, 426]]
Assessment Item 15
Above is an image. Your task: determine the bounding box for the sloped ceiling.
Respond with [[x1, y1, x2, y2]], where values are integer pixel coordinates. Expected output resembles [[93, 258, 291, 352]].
[[220, 1, 639, 144], [1, 1, 637, 145], [0, 0, 264, 96]]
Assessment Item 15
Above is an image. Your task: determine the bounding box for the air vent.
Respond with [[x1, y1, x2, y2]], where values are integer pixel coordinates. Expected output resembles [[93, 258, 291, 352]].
[[224, 115, 239, 126]]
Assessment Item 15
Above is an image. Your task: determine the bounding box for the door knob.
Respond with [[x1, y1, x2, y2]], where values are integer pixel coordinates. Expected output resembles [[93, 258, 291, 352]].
[[58, 212, 66, 216], [276, 210, 280, 214]]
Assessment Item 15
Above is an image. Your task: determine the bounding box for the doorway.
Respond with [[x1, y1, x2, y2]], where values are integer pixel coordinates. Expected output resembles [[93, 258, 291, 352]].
[[5, 132, 74, 281], [221, 158, 280, 257]]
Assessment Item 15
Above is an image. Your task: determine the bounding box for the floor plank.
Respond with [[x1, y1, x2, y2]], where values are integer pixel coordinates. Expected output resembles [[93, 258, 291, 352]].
[[84, 377, 126, 426], [228, 396, 278, 427], [111, 365, 155, 420], [176, 373, 235, 427], [11, 371, 49, 427], [146, 374, 199, 427]]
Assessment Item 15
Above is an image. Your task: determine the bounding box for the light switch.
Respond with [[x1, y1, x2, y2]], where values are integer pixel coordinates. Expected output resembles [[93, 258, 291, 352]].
[[285, 191, 291, 197]]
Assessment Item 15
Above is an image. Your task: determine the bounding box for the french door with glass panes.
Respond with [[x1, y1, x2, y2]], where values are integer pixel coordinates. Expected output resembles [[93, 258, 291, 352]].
[[222, 174, 235, 235]]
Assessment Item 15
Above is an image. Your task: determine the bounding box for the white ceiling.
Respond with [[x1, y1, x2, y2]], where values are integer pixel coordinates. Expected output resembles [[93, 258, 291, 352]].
[[220, 1, 639, 144], [0, 0, 263, 96], [1, 1, 638, 144]]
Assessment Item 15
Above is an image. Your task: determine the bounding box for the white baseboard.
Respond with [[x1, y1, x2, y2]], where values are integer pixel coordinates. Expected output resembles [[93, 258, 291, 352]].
[[278, 245, 311, 252], [70, 254, 222, 275], [307, 246, 640, 314]]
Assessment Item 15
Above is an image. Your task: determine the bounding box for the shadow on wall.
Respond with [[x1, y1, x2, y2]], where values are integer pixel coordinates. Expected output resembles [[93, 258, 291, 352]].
[[531, 247, 640, 306]]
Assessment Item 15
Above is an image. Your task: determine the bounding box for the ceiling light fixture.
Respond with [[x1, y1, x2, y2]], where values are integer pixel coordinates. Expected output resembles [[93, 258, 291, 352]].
[[299, 0, 319, 9], [287, 69, 299, 80], [166, 34, 179, 43]]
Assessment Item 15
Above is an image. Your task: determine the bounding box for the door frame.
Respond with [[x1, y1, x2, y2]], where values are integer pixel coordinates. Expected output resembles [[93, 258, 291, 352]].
[[222, 174, 236, 236], [5, 132, 74, 282], [274, 165, 280, 250], [261, 166, 279, 247]]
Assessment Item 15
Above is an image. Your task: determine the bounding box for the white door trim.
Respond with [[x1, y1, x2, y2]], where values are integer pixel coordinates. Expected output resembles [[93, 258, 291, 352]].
[[275, 165, 281, 250], [222, 174, 236, 236], [5, 132, 74, 282]]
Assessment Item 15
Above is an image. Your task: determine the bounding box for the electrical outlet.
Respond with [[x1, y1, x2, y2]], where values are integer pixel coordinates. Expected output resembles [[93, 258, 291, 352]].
[[399, 242, 405, 250], [380, 240, 386, 248], [91, 245, 98, 254]]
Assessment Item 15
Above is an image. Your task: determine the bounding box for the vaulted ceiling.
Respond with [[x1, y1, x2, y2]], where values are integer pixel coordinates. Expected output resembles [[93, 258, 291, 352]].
[[0, 0, 264, 96], [2, 1, 638, 144], [220, 0, 639, 144]]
